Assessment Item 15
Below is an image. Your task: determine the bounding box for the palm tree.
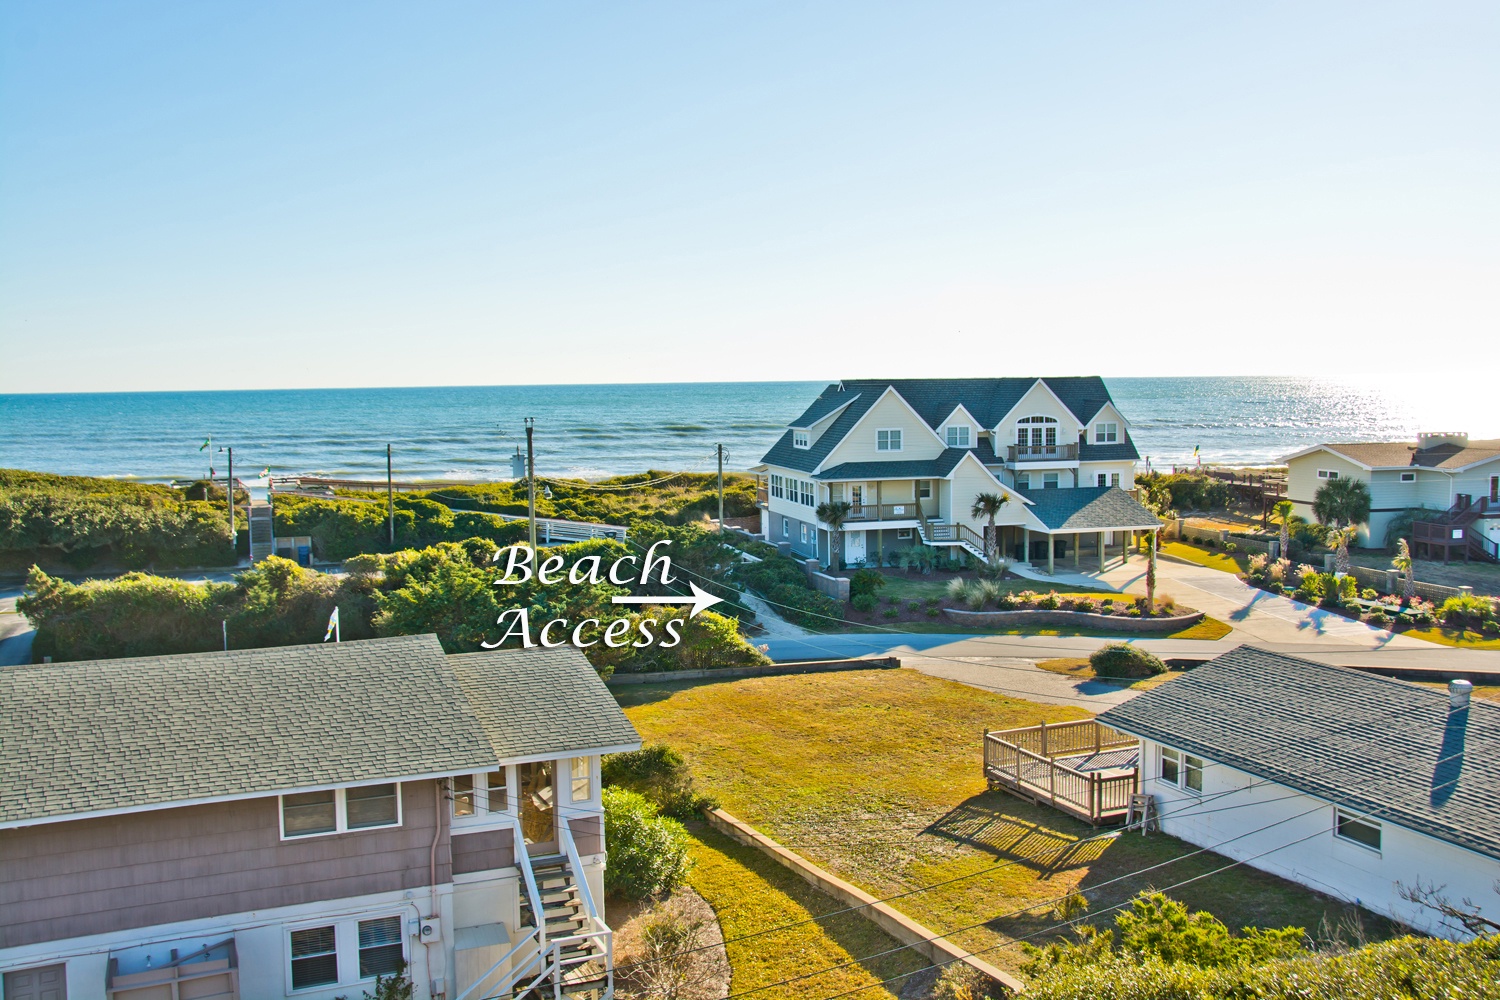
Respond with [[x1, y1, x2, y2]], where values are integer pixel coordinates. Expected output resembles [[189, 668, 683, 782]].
[[1329, 524, 1359, 574], [1272, 500, 1296, 560], [815, 500, 853, 572], [1146, 530, 1158, 613], [1312, 478, 1372, 533], [970, 492, 1009, 564], [1392, 537, 1417, 602]]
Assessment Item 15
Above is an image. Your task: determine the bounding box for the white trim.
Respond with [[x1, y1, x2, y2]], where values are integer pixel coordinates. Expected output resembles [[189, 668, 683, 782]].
[[948, 450, 1032, 507], [1280, 444, 1375, 470], [1400, 471, 1417, 483], [990, 379, 1080, 433], [1080, 399, 1134, 433], [1333, 808, 1383, 854], [875, 427, 904, 453]]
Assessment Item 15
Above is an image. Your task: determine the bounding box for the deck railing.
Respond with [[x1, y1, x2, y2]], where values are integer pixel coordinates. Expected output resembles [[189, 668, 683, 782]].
[[1006, 444, 1078, 463], [984, 721, 1140, 825], [843, 502, 922, 522]]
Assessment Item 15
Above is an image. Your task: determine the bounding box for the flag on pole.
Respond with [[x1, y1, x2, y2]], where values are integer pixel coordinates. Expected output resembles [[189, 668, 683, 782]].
[[323, 606, 341, 643], [200, 438, 211, 451], [1193, 444, 1201, 469], [259, 468, 270, 479]]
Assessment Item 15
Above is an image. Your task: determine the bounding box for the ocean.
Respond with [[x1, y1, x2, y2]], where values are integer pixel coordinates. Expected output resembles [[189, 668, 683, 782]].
[[0, 378, 1493, 484]]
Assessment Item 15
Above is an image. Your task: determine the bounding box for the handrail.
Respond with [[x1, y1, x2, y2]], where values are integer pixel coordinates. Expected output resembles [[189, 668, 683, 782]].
[[558, 818, 613, 998]]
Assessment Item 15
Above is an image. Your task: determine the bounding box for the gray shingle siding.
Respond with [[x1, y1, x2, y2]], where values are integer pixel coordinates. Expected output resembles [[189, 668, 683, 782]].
[[1098, 646, 1500, 862]]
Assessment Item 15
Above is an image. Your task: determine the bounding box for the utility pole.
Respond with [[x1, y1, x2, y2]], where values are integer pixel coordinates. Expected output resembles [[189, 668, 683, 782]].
[[525, 418, 537, 552], [224, 446, 235, 540], [387, 444, 395, 550], [716, 444, 725, 534]]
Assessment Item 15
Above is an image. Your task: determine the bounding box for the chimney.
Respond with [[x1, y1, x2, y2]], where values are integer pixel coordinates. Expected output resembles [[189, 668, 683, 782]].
[[1418, 431, 1469, 451], [1449, 679, 1473, 710]]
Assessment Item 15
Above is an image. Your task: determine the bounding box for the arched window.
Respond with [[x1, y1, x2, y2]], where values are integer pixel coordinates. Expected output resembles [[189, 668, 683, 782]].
[[1016, 415, 1057, 449]]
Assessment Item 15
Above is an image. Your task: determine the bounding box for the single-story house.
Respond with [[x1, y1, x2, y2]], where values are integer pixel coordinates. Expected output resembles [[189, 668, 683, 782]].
[[1097, 645, 1499, 939], [0, 634, 639, 1000]]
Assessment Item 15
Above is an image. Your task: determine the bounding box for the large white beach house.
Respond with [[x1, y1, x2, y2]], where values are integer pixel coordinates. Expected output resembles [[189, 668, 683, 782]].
[[757, 378, 1160, 572]]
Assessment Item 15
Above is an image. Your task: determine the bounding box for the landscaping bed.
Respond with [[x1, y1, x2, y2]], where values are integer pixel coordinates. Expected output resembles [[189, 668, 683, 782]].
[[943, 606, 1204, 633], [622, 670, 1395, 976]]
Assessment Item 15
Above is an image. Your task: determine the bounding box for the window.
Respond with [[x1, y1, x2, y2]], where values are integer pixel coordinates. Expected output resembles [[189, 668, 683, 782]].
[[1183, 755, 1203, 793], [792, 430, 810, 449], [1111, 473, 1120, 487], [357, 917, 404, 978], [1097, 473, 1108, 487], [1317, 469, 1340, 480], [877, 429, 902, 452], [800, 523, 808, 543], [281, 784, 400, 839], [1094, 422, 1118, 444], [289, 915, 407, 992], [450, 771, 509, 826], [571, 757, 592, 802], [770, 474, 784, 499], [1160, 748, 1180, 785], [1016, 473, 1030, 489], [1017, 415, 1058, 450], [802, 480, 815, 506], [896, 528, 913, 539], [917, 480, 932, 499], [1400, 472, 1416, 483], [781, 517, 789, 538], [1043, 472, 1059, 489], [291, 926, 339, 989], [1335, 810, 1382, 851], [945, 426, 970, 447]]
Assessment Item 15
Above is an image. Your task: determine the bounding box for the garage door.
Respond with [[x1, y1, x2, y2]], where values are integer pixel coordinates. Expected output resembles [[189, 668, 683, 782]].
[[4, 965, 67, 1000]]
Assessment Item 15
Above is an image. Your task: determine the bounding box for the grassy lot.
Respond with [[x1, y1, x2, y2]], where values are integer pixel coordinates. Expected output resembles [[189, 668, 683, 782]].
[[840, 616, 1232, 639], [1402, 627, 1500, 650], [1159, 541, 1249, 575], [623, 670, 1392, 976], [1035, 657, 1185, 691], [683, 825, 926, 999]]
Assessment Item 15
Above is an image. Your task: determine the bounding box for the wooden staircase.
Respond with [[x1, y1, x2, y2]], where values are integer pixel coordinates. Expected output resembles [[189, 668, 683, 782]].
[[1413, 496, 1500, 564]]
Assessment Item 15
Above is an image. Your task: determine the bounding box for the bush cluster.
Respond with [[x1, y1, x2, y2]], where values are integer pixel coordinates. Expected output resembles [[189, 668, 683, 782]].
[[1135, 472, 1235, 513], [1089, 643, 1166, 678], [730, 548, 844, 627], [601, 787, 693, 901], [601, 743, 716, 820]]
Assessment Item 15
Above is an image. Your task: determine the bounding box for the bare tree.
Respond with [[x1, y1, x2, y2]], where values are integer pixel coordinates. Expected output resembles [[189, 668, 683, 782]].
[[1397, 879, 1500, 937]]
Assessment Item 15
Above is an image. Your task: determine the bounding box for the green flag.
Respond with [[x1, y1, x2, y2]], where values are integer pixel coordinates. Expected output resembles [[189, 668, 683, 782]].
[[199, 438, 211, 452]]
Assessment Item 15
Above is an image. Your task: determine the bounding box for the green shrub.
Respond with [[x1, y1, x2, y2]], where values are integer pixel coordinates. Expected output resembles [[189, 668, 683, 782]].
[[882, 607, 900, 619], [1038, 590, 1061, 610], [1361, 587, 1379, 601], [1073, 598, 1099, 614], [850, 592, 879, 613], [1090, 643, 1166, 679], [601, 743, 715, 819], [946, 576, 970, 601], [930, 963, 1007, 1000], [1440, 593, 1495, 631], [848, 568, 886, 600], [998, 593, 1021, 610], [601, 787, 693, 900]]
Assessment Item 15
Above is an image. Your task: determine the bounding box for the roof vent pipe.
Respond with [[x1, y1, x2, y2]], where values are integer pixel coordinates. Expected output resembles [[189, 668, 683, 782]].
[[1449, 679, 1473, 710]]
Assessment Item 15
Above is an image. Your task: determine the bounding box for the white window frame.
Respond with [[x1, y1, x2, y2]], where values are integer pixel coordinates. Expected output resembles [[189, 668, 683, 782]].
[[792, 430, 810, 449], [770, 474, 784, 499], [1158, 747, 1203, 792], [1097, 473, 1108, 487], [800, 523, 808, 543], [1317, 469, 1340, 480], [285, 912, 409, 994], [1111, 473, 1121, 488], [1043, 472, 1060, 489], [1400, 472, 1416, 483], [1015, 473, 1030, 490], [944, 425, 971, 448], [1333, 808, 1382, 852], [571, 756, 593, 803], [450, 769, 513, 830], [1159, 747, 1180, 785], [279, 783, 403, 841], [876, 429, 903, 452], [896, 527, 913, 539], [917, 480, 932, 499], [1094, 422, 1119, 444], [781, 517, 790, 538]]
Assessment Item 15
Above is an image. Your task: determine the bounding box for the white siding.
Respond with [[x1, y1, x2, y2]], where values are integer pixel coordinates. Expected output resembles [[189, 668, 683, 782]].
[[819, 391, 944, 468], [994, 381, 1081, 444], [1141, 739, 1498, 939]]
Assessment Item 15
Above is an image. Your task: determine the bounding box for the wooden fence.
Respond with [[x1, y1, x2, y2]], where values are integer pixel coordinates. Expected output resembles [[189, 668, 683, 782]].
[[983, 720, 1139, 825]]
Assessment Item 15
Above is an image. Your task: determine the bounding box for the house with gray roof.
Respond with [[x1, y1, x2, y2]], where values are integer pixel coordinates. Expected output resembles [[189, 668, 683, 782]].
[[755, 377, 1159, 573], [1097, 646, 1500, 939], [0, 634, 638, 1000], [1282, 432, 1500, 559]]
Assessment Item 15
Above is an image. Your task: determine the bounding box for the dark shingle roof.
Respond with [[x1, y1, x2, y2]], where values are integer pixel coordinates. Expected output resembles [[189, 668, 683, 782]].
[[0, 636, 639, 827], [448, 647, 640, 760], [1316, 440, 1500, 471], [1098, 647, 1500, 861], [761, 378, 1126, 472], [0, 635, 497, 826], [1079, 439, 1141, 462], [1016, 486, 1160, 531], [815, 446, 997, 482]]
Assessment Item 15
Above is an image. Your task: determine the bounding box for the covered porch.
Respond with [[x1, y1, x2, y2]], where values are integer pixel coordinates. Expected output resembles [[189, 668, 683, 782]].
[[1005, 486, 1162, 576]]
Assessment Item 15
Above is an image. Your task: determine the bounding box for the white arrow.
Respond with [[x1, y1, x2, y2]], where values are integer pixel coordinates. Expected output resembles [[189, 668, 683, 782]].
[[610, 582, 725, 618]]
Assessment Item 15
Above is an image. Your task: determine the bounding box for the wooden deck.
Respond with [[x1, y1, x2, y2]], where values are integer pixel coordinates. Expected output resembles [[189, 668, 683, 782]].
[[983, 720, 1140, 825]]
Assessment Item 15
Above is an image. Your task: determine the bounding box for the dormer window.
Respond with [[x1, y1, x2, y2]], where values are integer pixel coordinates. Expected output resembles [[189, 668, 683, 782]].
[[945, 426, 971, 448], [1094, 422, 1119, 444], [792, 430, 810, 449]]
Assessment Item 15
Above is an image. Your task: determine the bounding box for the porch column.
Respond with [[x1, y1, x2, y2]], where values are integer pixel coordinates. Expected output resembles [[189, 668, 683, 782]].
[[1021, 527, 1031, 565], [1098, 531, 1106, 572], [1047, 533, 1055, 575], [1074, 532, 1080, 568]]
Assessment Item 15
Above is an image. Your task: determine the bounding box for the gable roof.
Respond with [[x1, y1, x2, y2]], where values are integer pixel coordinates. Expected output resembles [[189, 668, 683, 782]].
[[0, 635, 637, 828], [1286, 439, 1500, 472], [448, 648, 640, 760], [761, 378, 1128, 473], [1098, 646, 1500, 861], [1017, 485, 1160, 531], [815, 441, 1002, 482]]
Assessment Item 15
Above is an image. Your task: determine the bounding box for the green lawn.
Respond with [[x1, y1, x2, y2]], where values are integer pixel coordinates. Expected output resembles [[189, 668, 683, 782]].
[[1159, 541, 1249, 575], [683, 826, 926, 999], [841, 616, 1232, 640], [1402, 627, 1500, 650], [623, 670, 1393, 976]]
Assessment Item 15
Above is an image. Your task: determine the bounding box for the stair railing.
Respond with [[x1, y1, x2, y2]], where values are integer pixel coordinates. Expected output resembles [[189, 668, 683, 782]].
[[553, 817, 614, 998]]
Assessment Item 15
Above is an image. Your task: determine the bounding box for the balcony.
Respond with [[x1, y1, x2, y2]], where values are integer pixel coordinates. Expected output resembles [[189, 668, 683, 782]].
[[1006, 443, 1078, 464], [839, 502, 923, 523]]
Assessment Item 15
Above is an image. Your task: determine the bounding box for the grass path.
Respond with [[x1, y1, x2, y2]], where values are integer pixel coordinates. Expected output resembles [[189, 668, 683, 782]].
[[625, 670, 1396, 976]]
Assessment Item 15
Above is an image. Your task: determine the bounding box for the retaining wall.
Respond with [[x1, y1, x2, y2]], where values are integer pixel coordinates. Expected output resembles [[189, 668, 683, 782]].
[[942, 607, 1205, 632], [707, 809, 1024, 995], [607, 656, 899, 685]]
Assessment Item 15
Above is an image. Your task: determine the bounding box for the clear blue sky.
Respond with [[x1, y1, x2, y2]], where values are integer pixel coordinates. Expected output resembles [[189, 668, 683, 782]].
[[1, 2, 1495, 392]]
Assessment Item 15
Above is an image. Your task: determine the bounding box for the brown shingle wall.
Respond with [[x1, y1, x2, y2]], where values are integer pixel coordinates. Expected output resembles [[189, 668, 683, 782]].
[[569, 814, 603, 856], [0, 781, 449, 950], [451, 828, 515, 874]]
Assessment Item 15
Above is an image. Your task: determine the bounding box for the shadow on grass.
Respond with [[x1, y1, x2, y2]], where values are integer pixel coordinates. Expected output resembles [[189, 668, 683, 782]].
[[925, 793, 1113, 879]]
